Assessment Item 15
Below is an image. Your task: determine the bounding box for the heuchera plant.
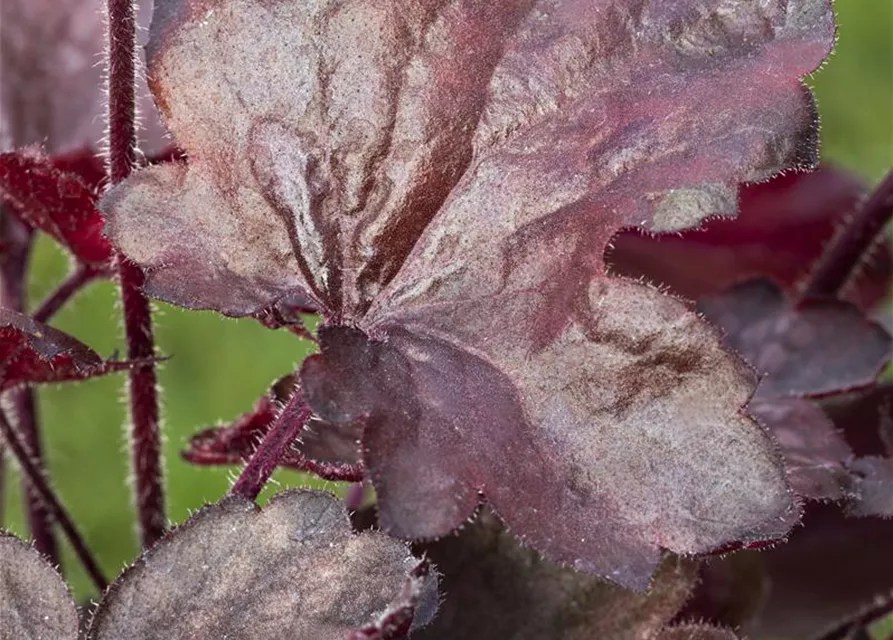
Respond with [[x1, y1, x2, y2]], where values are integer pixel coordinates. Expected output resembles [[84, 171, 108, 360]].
[[0, 0, 891, 638]]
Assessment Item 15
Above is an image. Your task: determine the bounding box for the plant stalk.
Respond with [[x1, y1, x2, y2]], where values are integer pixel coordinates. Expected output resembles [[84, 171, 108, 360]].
[[31, 265, 102, 324], [0, 209, 59, 563], [801, 169, 893, 300], [0, 410, 107, 590], [231, 386, 312, 502], [106, 0, 166, 548]]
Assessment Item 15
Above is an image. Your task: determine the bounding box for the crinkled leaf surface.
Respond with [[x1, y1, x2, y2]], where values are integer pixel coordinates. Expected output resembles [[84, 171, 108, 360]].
[[607, 166, 892, 309], [0, 149, 112, 265], [0, 532, 78, 640], [0, 309, 128, 389], [183, 374, 364, 481], [104, 0, 836, 587], [87, 490, 433, 640], [699, 279, 892, 399], [412, 510, 697, 640]]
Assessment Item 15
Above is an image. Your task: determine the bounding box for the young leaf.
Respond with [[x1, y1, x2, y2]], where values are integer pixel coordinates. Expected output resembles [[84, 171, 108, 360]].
[[0, 532, 78, 640], [87, 490, 434, 639], [182, 374, 364, 481], [699, 279, 891, 399], [0, 309, 128, 389], [104, 0, 835, 587], [0, 149, 113, 266], [607, 167, 892, 309], [413, 509, 698, 640]]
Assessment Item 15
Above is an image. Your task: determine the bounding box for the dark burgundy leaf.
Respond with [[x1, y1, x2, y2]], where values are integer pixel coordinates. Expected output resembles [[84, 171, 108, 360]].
[[0, 308, 128, 389], [105, 0, 835, 587], [845, 457, 893, 518], [0, 532, 78, 640], [182, 374, 364, 482], [748, 397, 854, 501], [0, 149, 112, 265], [413, 509, 698, 640], [822, 383, 893, 458], [87, 490, 434, 640], [699, 279, 891, 399], [751, 504, 893, 639], [674, 552, 767, 630], [607, 167, 892, 309]]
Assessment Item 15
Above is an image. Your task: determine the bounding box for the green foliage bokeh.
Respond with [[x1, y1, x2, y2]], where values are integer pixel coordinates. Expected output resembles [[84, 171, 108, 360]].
[[2, 0, 892, 601]]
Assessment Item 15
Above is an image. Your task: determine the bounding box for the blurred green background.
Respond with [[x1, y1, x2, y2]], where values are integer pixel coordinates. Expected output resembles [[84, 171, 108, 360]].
[[2, 0, 892, 601]]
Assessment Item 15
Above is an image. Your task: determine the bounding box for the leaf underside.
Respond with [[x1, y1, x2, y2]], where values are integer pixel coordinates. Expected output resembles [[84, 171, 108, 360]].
[[104, 0, 836, 587]]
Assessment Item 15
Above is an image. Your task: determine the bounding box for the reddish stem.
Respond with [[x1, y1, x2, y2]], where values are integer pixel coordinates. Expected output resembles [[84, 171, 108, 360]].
[[0, 211, 59, 564], [106, 0, 166, 548], [31, 266, 102, 324], [801, 169, 893, 300], [0, 410, 107, 591], [231, 386, 312, 502]]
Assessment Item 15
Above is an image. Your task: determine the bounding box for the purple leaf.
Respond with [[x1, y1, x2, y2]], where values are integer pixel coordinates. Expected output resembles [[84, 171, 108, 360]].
[[86, 490, 434, 640], [607, 166, 892, 310], [413, 509, 698, 640], [699, 279, 892, 399], [0, 532, 78, 640], [103, 0, 836, 587], [0, 149, 113, 266], [748, 397, 854, 501], [845, 457, 893, 518], [182, 374, 364, 481], [0, 308, 129, 389]]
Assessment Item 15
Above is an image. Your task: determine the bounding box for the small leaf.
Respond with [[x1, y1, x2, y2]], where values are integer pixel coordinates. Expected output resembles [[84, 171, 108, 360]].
[[699, 279, 892, 398], [412, 510, 698, 640], [845, 457, 893, 518], [0, 149, 113, 266], [607, 167, 891, 309], [182, 374, 364, 481], [86, 490, 433, 640], [748, 397, 854, 500], [0, 532, 78, 640], [0, 309, 128, 389]]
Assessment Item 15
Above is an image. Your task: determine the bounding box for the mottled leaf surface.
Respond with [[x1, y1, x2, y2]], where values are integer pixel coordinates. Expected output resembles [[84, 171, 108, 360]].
[[413, 510, 698, 640], [0, 150, 112, 265], [87, 490, 432, 640], [0, 532, 78, 640], [699, 279, 891, 399], [183, 373, 364, 481], [607, 167, 892, 309], [105, 0, 836, 587], [0, 309, 128, 390]]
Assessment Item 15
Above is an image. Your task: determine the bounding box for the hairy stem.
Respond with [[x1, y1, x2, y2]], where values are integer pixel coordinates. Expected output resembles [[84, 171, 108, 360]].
[[0, 210, 59, 563], [106, 0, 166, 548], [0, 410, 107, 590], [31, 266, 102, 324], [231, 386, 312, 502], [802, 169, 893, 300]]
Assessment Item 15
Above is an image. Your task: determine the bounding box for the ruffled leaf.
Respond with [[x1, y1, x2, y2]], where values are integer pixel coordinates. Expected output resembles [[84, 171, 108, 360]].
[[0, 149, 113, 265], [413, 509, 698, 640], [105, 0, 836, 588], [0, 532, 78, 640], [607, 167, 892, 309], [699, 279, 891, 399], [0, 308, 129, 389], [182, 374, 364, 482], [86, 490, 434, 639]]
